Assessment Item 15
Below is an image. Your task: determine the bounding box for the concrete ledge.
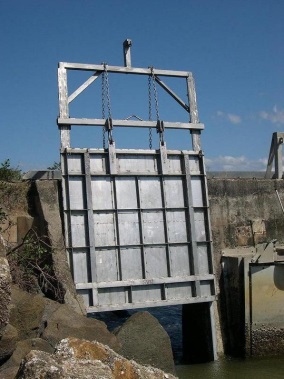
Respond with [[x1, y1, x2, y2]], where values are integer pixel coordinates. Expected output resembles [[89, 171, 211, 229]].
[[207, 171, 265, 179], [22, 171, 62, 180]]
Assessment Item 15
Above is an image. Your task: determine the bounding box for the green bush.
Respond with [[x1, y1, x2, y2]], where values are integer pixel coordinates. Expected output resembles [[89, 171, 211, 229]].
[[47, 161, 61, 170], [0, 159, 22, 182]]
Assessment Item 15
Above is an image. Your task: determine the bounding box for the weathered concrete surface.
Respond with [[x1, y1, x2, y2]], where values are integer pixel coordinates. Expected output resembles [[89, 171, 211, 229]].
[[0, 182, 30, 249], [208, 178, 284, 263], [208, 178, 284, 357], [15, 338, 178, 379], [248, 263, 284, 356], [251, 326, 284, 356], [223, 252, 284, 357], [34, 180, 86, 315], [114, 311, 175, 374]]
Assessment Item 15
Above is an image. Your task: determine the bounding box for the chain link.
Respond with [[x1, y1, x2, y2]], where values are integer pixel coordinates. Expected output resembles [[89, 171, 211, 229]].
[[148, 75, 152, 149], [101, 71, 106, 149], [151, 67, 160, 121], [104, 64, 112, 119], [150, 67, 164, 145], [101, 64, 113, 146]]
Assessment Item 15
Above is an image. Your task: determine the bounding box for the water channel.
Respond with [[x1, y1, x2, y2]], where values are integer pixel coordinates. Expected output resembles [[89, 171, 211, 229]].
[[94, 305, 284, 378], [176, 356, 284, 379]]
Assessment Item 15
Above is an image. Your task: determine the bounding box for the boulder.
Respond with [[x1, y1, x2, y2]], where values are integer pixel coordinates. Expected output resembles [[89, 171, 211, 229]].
[[15, 337, 178, 379], [0, 257, 12, 336], [0, 324, 18, 363], [9, 286, 46, 339], [41, 304, 120, 352], [0, 366, 19, 379], [114, 311, 175, 374], [1, 338, 54, 371]]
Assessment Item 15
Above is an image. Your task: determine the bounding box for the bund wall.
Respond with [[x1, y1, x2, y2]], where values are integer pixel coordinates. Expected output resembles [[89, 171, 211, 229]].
[[208, 177, 284, 270], [208, 177, 284, 356]]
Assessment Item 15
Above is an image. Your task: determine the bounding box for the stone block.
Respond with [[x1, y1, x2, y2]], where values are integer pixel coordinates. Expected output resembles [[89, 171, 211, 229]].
[[114, 311, 175, 374], [15, 337, 178, 379]]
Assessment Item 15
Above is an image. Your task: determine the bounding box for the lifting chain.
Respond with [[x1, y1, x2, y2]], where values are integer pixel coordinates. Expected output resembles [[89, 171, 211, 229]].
[[102, 71, 106, 149], [148, 67, 164, 147], [101, 63, 113, 146], [150, 67, 160, 121], [148, 75, 152, 149]]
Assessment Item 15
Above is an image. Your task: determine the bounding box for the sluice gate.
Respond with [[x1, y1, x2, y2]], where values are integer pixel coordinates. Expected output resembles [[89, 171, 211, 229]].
[[57, 40, 217, 360]]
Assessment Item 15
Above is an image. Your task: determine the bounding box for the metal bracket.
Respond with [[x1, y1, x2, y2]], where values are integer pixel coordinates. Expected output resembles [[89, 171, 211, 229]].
[[156, 120, 164, 133], [156, 120, 165, 145], [105, 117, 113, 131], [251, 241, 277, 263], [105, 117, 114, 145], [123, 39, 132, 67]]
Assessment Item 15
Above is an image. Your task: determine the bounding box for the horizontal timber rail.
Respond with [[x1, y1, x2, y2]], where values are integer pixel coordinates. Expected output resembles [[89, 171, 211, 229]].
[[59, 61, 191, 78], [86, 296, 216, 313], [57, 118, 204, 130], [75, 274, 215, 290]]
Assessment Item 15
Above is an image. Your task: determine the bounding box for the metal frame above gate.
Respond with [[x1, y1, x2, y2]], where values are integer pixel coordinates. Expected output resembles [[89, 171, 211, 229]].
[[57, 40, 216, 314]]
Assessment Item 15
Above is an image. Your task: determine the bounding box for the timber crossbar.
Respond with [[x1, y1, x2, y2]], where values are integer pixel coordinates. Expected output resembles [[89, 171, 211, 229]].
[[57, 52, 201, 151]]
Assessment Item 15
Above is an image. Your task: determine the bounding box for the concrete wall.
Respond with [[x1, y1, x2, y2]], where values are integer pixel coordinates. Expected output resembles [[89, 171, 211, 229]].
[[0, 180, 85, 316], [207, 178, 284, 356], [208, 178, 284, 274]]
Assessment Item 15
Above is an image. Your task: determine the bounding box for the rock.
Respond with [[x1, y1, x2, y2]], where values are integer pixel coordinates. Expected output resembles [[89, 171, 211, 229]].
[[15, 337, 178, 379], [114, 311, 175, 374], [0, 366, 19, 379], [1, 338, 54, 370], [16, 349, 111, 379], [41, 304, 120, 352], [9, 286, 46, 339], [37, 297, 61, 336], [0, 324, 18, 363], [0, 257, 12, 336], [35, 180, 86, 315]]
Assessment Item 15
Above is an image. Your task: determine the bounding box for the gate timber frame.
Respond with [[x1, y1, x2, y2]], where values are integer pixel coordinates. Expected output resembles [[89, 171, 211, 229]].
[[57, 42, 216, 336]]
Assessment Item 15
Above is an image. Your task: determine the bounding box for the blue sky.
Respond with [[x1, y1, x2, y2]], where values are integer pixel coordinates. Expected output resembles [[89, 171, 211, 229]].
[[1, 0, 283, 172]]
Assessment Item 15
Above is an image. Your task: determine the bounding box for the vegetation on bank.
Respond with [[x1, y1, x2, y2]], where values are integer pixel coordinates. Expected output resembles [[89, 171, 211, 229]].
[[0, 159, 22, 182], [0, 159, 64, 302]]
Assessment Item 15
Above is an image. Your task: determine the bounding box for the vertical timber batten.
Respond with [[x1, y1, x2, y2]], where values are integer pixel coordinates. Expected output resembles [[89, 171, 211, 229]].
[[183, 154, 201, 297], [187, 75, 201, 152], [83, 152, 98, 306], [58, 64, 71, 148]]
